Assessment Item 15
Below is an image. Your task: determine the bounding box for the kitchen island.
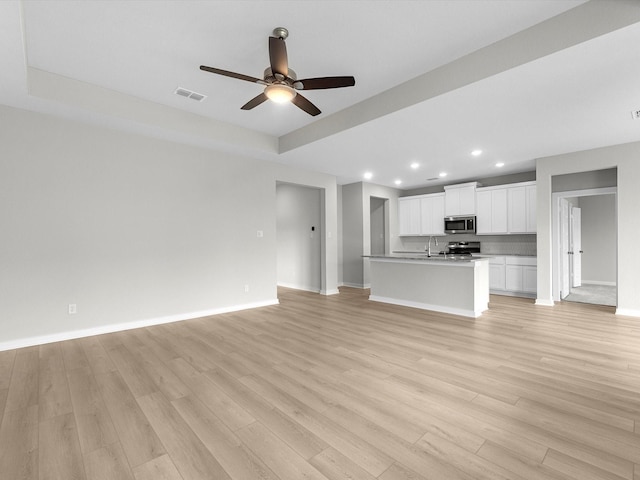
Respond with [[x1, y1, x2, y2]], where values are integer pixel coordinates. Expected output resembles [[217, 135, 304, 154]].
[[366, 254, 490, 318]]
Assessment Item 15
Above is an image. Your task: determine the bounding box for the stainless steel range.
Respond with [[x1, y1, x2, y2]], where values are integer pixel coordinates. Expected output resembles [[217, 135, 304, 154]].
[[446, 241, 481, 257]]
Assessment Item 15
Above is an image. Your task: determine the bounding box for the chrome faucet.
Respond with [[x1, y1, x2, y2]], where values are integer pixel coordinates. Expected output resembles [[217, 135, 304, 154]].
[[426, 236, 438, 257]]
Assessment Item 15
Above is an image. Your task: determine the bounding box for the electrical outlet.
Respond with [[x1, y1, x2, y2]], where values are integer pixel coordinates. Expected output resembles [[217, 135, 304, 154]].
[[244, 284, 249, 293], [257, 230, 263, 238], [68, 304, 77, 315]]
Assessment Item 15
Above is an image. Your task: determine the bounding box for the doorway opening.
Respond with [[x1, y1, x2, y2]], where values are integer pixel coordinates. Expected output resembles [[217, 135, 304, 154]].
[[276, 182, 323, 294], [552, 187, 617, 307]]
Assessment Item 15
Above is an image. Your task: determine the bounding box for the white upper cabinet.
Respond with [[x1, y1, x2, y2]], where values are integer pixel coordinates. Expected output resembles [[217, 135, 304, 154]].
[[476, 187, 508, 234], [508, 182, 536, 234], [398, 193, 445, 236], [526, 184, 537, 233], [399, 181, 535, 237], [508, 186, 527, 233], [398, 196, 421, 236], [444, 182, 477, 216], [420, 193, 445, 235], [476, 181, 536, 235]]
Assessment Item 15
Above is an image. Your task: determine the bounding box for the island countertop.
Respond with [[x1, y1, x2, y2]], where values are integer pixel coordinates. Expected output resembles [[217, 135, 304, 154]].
[[364, 254, 490, 265]]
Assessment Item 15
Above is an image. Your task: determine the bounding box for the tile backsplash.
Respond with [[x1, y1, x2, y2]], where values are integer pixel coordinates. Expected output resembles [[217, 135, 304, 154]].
[[397, 234, 537, 256]]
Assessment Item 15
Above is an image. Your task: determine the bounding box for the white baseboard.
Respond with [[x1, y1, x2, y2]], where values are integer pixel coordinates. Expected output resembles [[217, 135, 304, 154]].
[[490, 290, 536, 299], [341, 282, 368, 289], [582, 280, 616, 287], [277, 282, 321, 293], [0, 299, 279, 352], [369, 295, 485, 318], [321, 289, 340, 296], [615, 308, 640, 317], [535, 298, 555, 306]]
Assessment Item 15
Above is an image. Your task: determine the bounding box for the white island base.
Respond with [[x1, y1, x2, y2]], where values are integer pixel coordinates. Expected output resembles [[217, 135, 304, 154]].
[[368, 257, 490, 318]]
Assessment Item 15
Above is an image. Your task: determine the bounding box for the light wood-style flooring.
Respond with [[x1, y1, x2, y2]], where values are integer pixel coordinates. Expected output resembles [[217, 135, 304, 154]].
[[1, 287, 639, 480]]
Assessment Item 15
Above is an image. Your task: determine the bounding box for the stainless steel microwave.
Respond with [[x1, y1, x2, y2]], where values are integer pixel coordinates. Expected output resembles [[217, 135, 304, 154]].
[[444, 216, 476, 234]]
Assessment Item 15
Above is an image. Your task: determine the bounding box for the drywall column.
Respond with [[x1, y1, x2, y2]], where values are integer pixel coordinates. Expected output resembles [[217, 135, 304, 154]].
[[341, 182, 365, 287]]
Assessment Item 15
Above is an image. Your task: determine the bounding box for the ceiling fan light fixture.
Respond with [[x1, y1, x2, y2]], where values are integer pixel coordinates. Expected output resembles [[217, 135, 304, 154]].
[[264, 83, 297, 103]]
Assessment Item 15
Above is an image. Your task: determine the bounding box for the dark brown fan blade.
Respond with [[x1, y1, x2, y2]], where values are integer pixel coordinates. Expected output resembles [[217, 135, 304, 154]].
[[200, 65, 266, 85], [269, 36, 288, 78], [291, 93, 321, 116], [241, 92, 268, 110], [295, 76, 355, 90]]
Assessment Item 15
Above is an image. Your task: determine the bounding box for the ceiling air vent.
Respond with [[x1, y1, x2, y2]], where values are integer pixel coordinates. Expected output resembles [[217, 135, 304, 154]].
[[426, 177, 439, 181], [174, 87, 207, 102]]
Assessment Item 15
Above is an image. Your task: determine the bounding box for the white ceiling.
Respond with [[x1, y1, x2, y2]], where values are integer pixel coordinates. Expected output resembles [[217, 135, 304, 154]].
[[2, 0, 640, 189]]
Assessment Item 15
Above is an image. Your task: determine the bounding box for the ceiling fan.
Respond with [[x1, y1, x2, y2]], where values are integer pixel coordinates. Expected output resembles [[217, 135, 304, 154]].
[[200, 27, 355, 116]]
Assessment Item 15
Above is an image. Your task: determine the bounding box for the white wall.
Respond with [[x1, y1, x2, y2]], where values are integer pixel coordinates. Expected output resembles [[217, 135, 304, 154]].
[[337, 186, 343, 286], [276, 183, 322, 292], [0, 105, 339, 349], [536, 141, 640, 316]]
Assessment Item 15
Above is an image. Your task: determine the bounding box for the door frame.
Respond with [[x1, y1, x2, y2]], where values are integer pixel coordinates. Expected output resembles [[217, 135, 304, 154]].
[[551, 187, 617, 302], [570, 206, 582, 288]]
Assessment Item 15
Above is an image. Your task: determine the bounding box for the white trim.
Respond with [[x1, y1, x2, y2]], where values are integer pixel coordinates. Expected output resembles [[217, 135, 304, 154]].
[[490, 290, 536, 299], [342, 282, 368, 289], [535, 298, 555, 306], [582, 280, 616, 287], [0, 299, 279, 352], [321, 289, 340, 296], [369, 295, 485, 318], [277, 282, 321, 293], [615, 308, 640, 317]]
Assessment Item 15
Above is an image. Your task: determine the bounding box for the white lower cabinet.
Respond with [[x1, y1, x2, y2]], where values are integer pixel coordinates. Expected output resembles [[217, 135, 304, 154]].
[[523, 266, 537, 293], [488, 257, 506, 290], [505, 264, 524, 292], [488, 256, 537, 297]]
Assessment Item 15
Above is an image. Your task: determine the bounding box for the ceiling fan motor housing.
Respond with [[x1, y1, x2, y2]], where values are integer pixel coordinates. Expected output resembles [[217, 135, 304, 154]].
[[264, 67, 297, 84]]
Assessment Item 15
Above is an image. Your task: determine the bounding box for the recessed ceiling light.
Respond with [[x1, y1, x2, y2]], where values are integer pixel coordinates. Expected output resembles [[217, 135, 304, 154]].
[[410, 162, 420, 169], [471, 149, 483, 157], [439, 172, 447, 177], [495, 162, 505, 167], [364, 172, 373, 180], [394, 179, 402, 185]]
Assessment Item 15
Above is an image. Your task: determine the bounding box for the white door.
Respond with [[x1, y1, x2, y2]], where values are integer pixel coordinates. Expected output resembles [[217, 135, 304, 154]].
[[560, 199, 570, 299], [571, 207, 582, 288]]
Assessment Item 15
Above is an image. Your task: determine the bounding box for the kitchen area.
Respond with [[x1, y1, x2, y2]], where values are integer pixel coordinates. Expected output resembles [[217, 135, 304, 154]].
[[360, 178, 538, 317]]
